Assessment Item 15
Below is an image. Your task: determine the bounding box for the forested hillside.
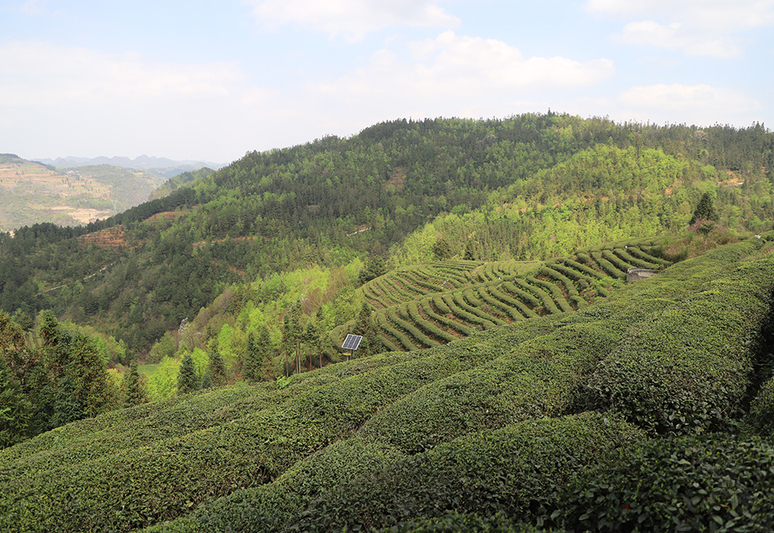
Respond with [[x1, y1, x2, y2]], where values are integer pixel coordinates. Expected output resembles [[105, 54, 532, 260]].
[[1, 114, 771, 356]]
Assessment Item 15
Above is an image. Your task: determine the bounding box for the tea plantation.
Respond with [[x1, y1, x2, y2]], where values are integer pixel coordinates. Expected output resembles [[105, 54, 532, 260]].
[[1, 237, 773, 532]]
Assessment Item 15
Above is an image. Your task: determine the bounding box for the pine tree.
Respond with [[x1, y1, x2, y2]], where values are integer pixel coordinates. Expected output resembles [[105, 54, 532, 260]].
[[208, 351, 227, 386], [177, 353, 198, 395], [124, 361, 146, 407], [354, 302, 381, 357], [689, 192, 719, 225], [244, 332, 259, 382], [256, 323, 273, 380], [304, 321, 319, 371], [0, 356, 32, 448]]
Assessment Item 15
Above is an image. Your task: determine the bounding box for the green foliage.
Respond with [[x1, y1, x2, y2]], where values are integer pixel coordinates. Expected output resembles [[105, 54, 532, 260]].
[[7, 116, 771, 355], [1, 118, 774, 530], [555, 435, 774, 532], [582, 244, 774, 435], [124, 361, 147, 407], [207, 351, 227, 387], [744, 377, 774, 436], [176, 353, 199, 395], [293, 413, 644, 532], [147, 355, 181, 401], [374, 513, 562, 533], [0, 356, 31, 448], [359, 255, 387, 285], [690, 191, 720, 225], [148, 332, 177, 364]]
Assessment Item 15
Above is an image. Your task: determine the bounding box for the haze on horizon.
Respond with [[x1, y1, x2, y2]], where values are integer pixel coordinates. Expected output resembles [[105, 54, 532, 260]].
[[1, 0, 772, 163]]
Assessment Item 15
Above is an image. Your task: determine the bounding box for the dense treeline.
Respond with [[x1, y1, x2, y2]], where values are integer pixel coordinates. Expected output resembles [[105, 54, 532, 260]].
[[0, 310, 143, 447], [0, 114, 772, 354]]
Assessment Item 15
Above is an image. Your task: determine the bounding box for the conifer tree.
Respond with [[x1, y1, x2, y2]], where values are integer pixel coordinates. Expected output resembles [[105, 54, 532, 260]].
[[354, 302, 381, 357], [176, 353, 198, 395], [305, 321, 319, 370], [0, 356, 31, 448], [208, 351, 227, 386], [244, 332, 260, 383], [124, 361, 146, 407], [256, 324, 273, 380], [689, 192, 719, 225]]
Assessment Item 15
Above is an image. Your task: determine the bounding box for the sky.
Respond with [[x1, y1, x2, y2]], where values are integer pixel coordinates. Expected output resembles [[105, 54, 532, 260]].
[[1, 0, 773, 164]]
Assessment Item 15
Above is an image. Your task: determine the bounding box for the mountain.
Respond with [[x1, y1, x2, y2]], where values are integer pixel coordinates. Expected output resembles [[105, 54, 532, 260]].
[[0, 154, 175, 231], [1, 115, 772, 356], [33, 154, 227, 177]]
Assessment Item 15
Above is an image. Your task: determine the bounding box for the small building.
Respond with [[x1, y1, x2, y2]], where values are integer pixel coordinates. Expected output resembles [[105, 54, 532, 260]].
[[626, 268, 657, 282]]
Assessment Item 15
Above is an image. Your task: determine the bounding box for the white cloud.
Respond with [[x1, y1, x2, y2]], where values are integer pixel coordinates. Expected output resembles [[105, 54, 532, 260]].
[[0, 41, 243, 106], [586, 0, 774, 58], [617, 83, 762, 125], [246, 0, 460, 41], [0, 41, 263, 160], [20, 0, 47, 16], [312, 31, 614, 104]]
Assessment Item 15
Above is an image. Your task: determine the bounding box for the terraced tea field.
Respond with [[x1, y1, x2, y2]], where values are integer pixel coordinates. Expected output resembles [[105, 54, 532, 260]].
[[335, 240, 670, 352]]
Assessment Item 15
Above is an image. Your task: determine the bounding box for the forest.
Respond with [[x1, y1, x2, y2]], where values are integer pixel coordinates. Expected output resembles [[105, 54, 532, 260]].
[[0, 112, 773, 531]]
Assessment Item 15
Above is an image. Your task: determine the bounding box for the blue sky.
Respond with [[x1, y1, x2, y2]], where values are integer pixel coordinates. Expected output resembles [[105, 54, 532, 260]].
[[1, 0, 772, 163]]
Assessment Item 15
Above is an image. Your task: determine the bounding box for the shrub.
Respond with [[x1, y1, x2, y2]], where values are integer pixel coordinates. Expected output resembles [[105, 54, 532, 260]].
[[555, 435, 774, 532], [293, 413, 644, 532], [744, 376, 774, 437], [373, 512, 563, 532], [582, 250, 774, 435]]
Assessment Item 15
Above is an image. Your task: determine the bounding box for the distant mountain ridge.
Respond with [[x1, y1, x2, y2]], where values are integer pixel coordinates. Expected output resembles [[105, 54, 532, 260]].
[[33, 155, 226, 177]]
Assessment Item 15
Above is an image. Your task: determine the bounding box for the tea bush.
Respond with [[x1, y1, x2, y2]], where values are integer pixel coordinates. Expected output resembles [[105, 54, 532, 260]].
[[292, 413, 643, 532], [555, 435, 774, 532], [583, 247, 774, 435]]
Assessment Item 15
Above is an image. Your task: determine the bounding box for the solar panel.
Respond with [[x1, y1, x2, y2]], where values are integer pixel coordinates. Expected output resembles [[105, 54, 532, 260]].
[[341, 334, 363, 351]]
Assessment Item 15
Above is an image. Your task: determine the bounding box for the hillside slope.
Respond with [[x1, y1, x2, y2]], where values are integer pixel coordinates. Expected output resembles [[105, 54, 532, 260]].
[[0, 154, 168, 231], [1, 115, 772, 355], [1, 236, 772, 532]]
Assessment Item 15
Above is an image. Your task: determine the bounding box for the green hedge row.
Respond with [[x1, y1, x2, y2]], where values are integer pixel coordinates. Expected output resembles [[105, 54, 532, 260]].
[[502, 280, 542, 308], [486, 284, 539, 319], [477, 287, 524, 321], [560, 258, 606, 280], [363, 282, 392, 309], [451, 292, 502, 328], [377, 311, 420, 351], [555, 435, 774, 532], [382, 274, 424, 302], [392, 306, 437, 348], [145, 436, 407, 533], [359, 314, 629, 454], [625, 245, 671, 267], [583, 244, 774, 435], [524, 277, 565, 314], [4, 340, 511, 532], [590, 250, 626, 279], [420, 297, 473, 337], [430, 293, 453, 315], [370, 276, 403, 307], [293, 413, 644, 532], [406, 301, 458, 344], [601, 249, 632, 275], [401, 270, 449, 293], [373, 314, 405, 352], [612, 247, 661, 269]]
